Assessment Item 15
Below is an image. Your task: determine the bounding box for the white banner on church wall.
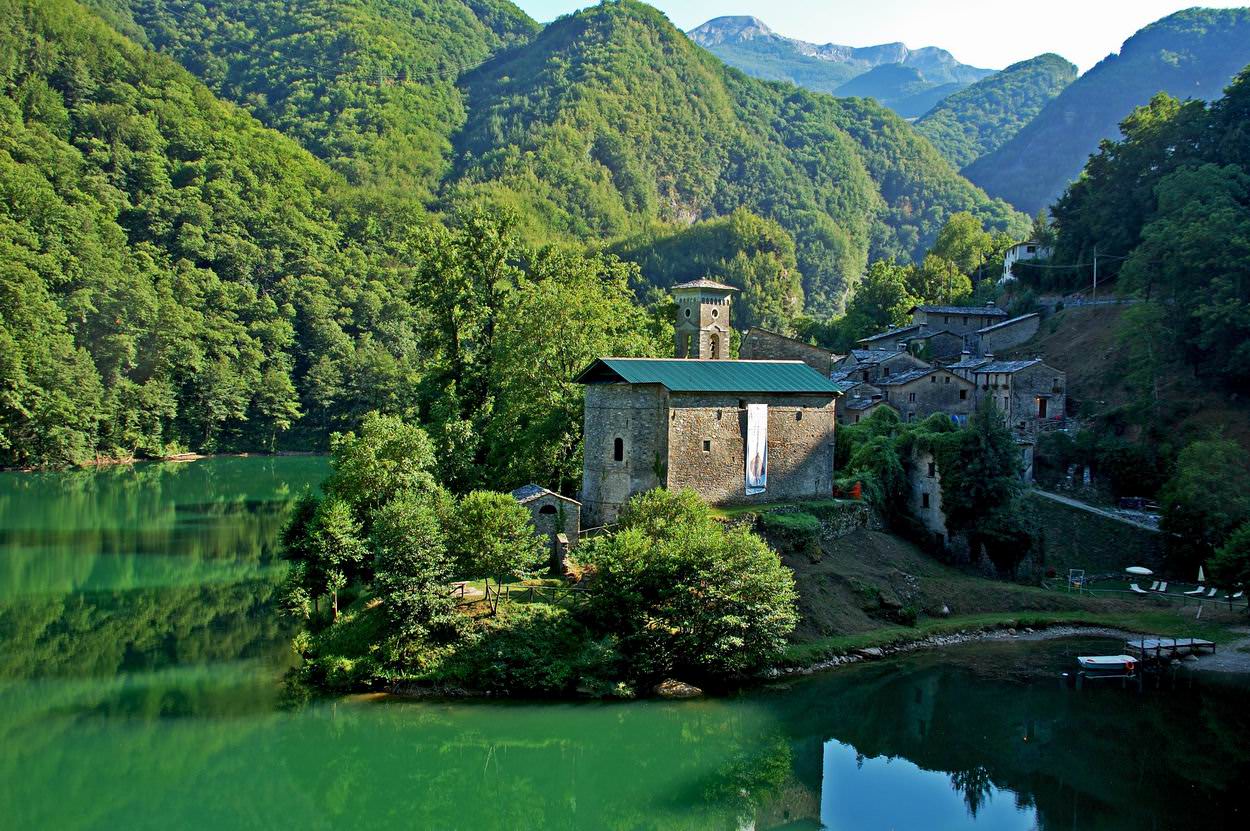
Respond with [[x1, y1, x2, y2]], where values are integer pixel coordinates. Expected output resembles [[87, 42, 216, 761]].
[[745, 403, 768, 495]]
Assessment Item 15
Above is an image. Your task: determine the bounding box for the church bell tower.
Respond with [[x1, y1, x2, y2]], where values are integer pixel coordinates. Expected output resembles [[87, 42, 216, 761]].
[[673, 279, 738, 360]]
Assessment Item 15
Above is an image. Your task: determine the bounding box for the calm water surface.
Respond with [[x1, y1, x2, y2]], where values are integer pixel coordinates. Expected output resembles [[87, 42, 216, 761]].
[[1, 458, 1247, 830]]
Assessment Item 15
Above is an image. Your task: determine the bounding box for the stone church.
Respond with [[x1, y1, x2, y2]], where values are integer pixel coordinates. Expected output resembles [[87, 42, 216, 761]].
[[576, 280, 841, 528]]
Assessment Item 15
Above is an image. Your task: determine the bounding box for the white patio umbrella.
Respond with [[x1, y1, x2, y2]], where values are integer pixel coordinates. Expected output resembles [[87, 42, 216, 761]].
[[1126, 566, 1153, 576], [1198, 565, 1206, 584]]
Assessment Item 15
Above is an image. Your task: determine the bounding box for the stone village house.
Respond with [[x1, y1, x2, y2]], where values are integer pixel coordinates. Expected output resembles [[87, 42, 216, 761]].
[[576, 281, 841, 527]]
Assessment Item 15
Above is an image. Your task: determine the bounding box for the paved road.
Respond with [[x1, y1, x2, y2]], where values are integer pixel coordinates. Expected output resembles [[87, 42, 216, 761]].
[[1031, 489, 1161, 532]]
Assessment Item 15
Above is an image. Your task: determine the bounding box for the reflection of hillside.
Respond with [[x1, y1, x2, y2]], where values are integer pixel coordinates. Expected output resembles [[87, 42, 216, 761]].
[[766, 642, 1250, 830], [0, 578, 294, 680]]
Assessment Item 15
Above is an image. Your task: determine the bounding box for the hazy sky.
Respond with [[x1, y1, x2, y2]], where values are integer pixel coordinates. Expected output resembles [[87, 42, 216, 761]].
[[513, 0, 1249, 72]]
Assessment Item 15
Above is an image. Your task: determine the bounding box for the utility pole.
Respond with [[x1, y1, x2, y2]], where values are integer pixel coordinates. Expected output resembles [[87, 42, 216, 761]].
[[1092, 246, 1098, 303]]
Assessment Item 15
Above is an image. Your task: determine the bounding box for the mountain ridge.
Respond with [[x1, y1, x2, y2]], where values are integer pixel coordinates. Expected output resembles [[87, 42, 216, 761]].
[[964, 7, 1250, 213]]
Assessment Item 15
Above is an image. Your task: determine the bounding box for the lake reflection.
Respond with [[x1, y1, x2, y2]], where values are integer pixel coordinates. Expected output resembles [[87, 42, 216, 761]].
[[0, 459, 1246, 830]]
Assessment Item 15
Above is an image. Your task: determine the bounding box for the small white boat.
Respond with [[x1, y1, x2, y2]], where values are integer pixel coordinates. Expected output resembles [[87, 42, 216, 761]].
[[1077, 655, 1137, 673]]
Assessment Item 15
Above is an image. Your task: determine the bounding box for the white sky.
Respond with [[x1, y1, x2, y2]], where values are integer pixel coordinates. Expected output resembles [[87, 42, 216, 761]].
[[513, 0, 1249, 72]]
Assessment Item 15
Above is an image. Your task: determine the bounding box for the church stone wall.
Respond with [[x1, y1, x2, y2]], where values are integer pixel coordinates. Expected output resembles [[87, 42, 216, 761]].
[[666, 393, 837, 507], [580, 384, 668, 528], [741, 328, 838, 375]]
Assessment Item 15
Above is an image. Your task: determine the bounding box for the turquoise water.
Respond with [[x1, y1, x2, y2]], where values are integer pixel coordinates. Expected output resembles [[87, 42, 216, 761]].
[[1, 458, 1246, 830]]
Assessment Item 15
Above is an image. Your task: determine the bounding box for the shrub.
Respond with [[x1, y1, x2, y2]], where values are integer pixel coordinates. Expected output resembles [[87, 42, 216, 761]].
[[582, 489, 799, 681], [759, 511, 822, 562]]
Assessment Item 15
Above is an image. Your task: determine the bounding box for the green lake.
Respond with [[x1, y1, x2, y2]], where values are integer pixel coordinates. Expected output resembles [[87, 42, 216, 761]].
[[1, 457, 1247, 830]]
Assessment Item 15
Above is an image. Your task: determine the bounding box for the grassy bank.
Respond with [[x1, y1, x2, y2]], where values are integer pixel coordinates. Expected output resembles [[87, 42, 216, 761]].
[[780, 609, 1241, 667]]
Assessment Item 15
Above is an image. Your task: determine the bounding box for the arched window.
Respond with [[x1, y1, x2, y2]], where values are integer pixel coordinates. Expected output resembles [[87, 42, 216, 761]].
[[709, 334, 720, 359], [539, 504, 557, 515], [613, 437, 624, 462]]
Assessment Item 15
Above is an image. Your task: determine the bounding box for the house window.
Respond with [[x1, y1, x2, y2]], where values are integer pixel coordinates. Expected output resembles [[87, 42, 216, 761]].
[[883, 366, 891, 377], [922, 493, 930, 509], [1037, 397, 1048, 419], [1002, 396, 1009, 409], [908, 392, 917, 403], [944, 316, 950, 324], [1027, 245, 1037, 254], [944, 376, 950, 384], [930, 376, 936, 384], [709, 334, 720, 359], [539, 504, 557, 516], [703, 440, 712, 453], [861, 371, 870, 381], [883, 391, 890, 401], [959, 389, 967, 400], [854, 415, 860, 424], [795, 411, 803, 421], [928, 461, 936, 477], [613, 437, 624, 462]]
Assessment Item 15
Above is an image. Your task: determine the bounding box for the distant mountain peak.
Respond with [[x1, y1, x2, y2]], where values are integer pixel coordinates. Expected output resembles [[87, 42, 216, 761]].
[[687, 15, 775, 46]]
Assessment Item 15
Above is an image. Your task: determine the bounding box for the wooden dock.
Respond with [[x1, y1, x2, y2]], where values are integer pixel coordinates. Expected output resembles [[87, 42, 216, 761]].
[[1124, 637, 1216, 660]]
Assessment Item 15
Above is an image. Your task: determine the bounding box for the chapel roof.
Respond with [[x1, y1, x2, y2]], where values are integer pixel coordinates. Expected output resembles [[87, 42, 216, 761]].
[[575, 358, 841, 394]]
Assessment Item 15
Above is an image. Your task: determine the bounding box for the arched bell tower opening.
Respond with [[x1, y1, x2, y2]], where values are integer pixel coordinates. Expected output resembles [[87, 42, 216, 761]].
[[672, 279, 738, 360]]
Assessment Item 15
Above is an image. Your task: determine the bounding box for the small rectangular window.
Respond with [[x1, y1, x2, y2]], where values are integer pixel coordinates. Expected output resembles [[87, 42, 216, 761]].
[[922, 493, 930, 509], [927, 462, 936, 477], [908, 392, 916, 403], [944, 376, 950, 384], [930, 376, 936, 383], [702, 440, 712, 453], [959, 389, 967, 400]]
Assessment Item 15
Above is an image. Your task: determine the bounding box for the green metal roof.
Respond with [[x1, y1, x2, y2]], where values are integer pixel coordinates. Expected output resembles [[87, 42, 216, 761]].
[[575, 358, 841, 394]]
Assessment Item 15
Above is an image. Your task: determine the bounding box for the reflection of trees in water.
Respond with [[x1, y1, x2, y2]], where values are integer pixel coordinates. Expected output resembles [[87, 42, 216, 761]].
[[0, 458, 327, 597], [764, 645, 1250, 831], [949, 766, 993, 818], [0, 578, 294, 680]]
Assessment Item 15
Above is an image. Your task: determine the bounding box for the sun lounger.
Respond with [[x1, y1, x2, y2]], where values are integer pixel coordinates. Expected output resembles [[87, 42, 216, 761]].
[[1148, 581, 1160, 591], [1207, 588, 1219, 598], [1156, 582, 1168, 592], [1130, 583, 1149, 595], [1184, 586, 1207, 595], [1227, 591, 1244, 600]]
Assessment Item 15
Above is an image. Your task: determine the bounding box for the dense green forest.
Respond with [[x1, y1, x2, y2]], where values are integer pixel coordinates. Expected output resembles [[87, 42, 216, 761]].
[[0, 0, 1031, 471], [917, 54, 1077, 169], [964, 8, 1250, 214], [90, 0, 1026, 317], [1045, 68, 1250, 390], [86, 0, 538, 201]]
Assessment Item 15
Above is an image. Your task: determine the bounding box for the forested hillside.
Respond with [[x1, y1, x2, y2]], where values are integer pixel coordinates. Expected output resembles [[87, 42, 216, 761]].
[[450, 0, 1027, 313], [964, 8, 1250, 214], [917, 54, 1077, 169], [0, 0, 1033, 470], [1046, 68, 1250, 390], [0, 0, 664, 476], [87, 0, 538, 200]]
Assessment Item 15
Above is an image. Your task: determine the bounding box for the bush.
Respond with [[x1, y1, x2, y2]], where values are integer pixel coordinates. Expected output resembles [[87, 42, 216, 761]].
[[582, 489, 799, 681], [436, 604, 622, 695]]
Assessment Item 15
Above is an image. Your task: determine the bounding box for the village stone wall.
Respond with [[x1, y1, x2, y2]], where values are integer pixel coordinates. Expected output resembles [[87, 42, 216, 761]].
[[913, 308, 1004, 336], [977, 314, 1040, 356], [666, 393, 837, 507], [740, 328, 839, 375], [580, 383, 668, 528], [1023, 491, 1163, 578], [914, 331, 965, 361]]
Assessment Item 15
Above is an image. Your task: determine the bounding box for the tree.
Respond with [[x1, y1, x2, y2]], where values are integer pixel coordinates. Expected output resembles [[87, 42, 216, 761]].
[[1160, 439, 1250, 572], [323, 412, 439, 525], [933, 400, 1028, 572], [449, 491, 546, 614], [371, 492, 461, 642], [931, 212, 996, 277], [1209, 523, 1250, 611], [838, 259, 919, 342], [907, 254, 972, 305], [581, 489, 798, 680], [306, 496, 369, 620]]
